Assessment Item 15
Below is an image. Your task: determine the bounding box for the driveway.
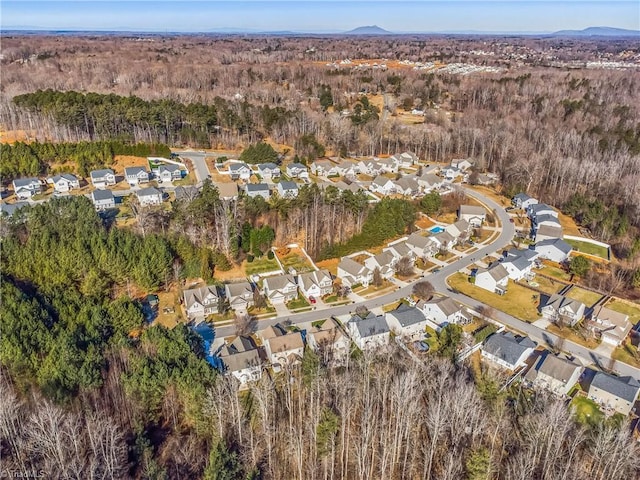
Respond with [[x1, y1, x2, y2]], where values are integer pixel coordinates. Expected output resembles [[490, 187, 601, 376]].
[[173, 150, 211, 183]]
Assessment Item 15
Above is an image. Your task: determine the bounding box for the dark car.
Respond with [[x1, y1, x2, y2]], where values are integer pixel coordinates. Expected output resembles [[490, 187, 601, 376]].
[[509, 218, 515, 223]]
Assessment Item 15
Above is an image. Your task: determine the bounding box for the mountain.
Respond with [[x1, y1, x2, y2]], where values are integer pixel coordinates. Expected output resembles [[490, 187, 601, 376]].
[[551, 26, 640, 37], [344, 25, 393, 35]]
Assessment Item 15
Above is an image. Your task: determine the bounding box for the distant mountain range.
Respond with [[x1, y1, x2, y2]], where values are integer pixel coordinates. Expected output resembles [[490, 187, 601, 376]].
[[344, 25, 393, 35], [550, 26, 640, 37]]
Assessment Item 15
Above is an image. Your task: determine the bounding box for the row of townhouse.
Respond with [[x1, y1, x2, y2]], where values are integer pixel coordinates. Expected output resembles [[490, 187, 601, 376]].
[[244, 181, 300, 200], [227, 161, 309, 181], [369, 173, 444, 197], [90, 186, 164, 211], [311, 151, 419, 179], [512, 192, 565, 243], [483, 331, 640, 416]]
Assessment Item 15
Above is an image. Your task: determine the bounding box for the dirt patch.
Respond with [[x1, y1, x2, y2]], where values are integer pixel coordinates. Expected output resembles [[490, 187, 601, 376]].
[[557, 212, 581, 236], [215, 262, 247, 282], [112, 155, 149, 175], [415, 216, 435, 229], [467, 185, 510, 207], [0, 129, 40, 144], [316, 258, 340, 276]]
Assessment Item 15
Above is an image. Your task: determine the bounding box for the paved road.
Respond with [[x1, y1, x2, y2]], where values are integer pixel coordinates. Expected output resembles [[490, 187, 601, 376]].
[[173, 150, 210, 183]]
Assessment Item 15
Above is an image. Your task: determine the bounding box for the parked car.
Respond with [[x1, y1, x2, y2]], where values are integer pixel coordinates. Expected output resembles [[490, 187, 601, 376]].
[[309, 296, 316, 304], [509, 218, 515, 223]]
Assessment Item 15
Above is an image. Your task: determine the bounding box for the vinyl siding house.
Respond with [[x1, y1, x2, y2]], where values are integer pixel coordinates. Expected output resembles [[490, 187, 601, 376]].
[[525, 354, 583, 397], [215, 182, 239, 201], [297, 269, 333, 299], [337, 257, 373, 288], [386, 304, 430, 338], [47, 174, 80, 193], [276, 181, 299, 198], [391, 151, 418, 168], [91, 189, 116, 211], [228, 162, 252, 181], [245, 183, 271, 200], [541, 294, 585, 327], [417, 296, 470, 328], [370, 175, 396, 196], [219, 336, 263, 384], [500, 255, 535, 281], [589, 306, 632, 347], [533, 214, 562, 230], [306, 318, 350, 364], [12, 178, 42, 199], [441, 166, 462, 180], [445, 219, 471, 241], [459, 205, 487, 226], [534, 225, 564, 242], [383, 241, 416, 262], [512, 193, 538, 210], [225, 282, 254, 312], [534, 238, 573, 263], [259, 324, 305, 371], [393, 177, 420, 197], [364, 251, 397, 279], [528, 203, 558, 219], [357, 159, 383, 176], [310, 159, 338, 177], [155, 164, 182, 183], [256, 163, 281, 180], [0, 202, 29, 218], [406, 233, 438, 258], [90, 169, 116, 188], [416, 173, 443, 193], [136, 187, 163, 206], [430, 231, 456, 252], [286, 163, 309, 179], [124, 166, 150, 186], [183, 285, 220, 321], [347, 312, 390, 351], [262, 274, 298, 305], [588, 372, 640, 416], [481, 332, 537, 371], [474, 263, 509, 295]]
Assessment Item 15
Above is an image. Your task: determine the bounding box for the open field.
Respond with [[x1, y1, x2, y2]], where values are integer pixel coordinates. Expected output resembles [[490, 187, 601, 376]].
[[606, 299, 640, 325], [539, 263, 572, 282], [415, 216, 436, 229], [565, 238, 609, 260], [448, 273, 541, 322], [245, 257, 281, 276], [466, 185, 510, 207], [565, 287, 603, 307], [546, 323, 600, 349], [557, 212, 581, 236], [215, 263, 247, 282]]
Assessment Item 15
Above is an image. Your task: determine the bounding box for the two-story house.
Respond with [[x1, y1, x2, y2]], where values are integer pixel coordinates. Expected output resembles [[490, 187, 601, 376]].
[[588, 372, 640, 416], [225, 281, 255, 312], [481, 332, 537, 371], [386, 304, 430, 338], [370, 176, 396, 196], [474, 263, 509, 295], [417, 296, 469, 328], [297, 269, 333, 300], [286, 163, 309, 179], [13, 178, 42, 199], [155, 164, 183, 183], [257, 163, 281, 180], [533, 238, 573, 263], [91, 189, 116, 211], [219, 336, 263, 384], [276, 181, 299, 198], [47, 174, 80, 193], [124, 166, 150, 186], [512, 193, 538, 210], [541, 294, 585, 326], [525, 353, 583, 397], [458, 205, 487, 227], [136, 187, 163, 206], [306, 318, 350, 365], [229, 162, 252, 181], [337, 257, 373, 288], [347, 312, 390, 351], [262, 274, 298, 304], [364, 251, 397, 279], [183, 285, 220, 321], [90, 169, 116, 188], [245, 183, 271, 200], [589, 306, 632, 347], [259, 324, 305, 371]]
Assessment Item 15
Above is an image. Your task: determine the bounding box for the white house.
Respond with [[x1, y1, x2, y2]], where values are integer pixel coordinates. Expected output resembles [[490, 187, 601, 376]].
[[229, 162, 252, 181], [416, 173, 443, 192], [386, 304, 430, 338], [441, 166, 462, 180], [357, 159, 383, 176], [533, 238, 573, 263], [364, 251, 397, 279], [91, 189, 115, 211], [590, 306, 632, 347], [347, 312, 390, 351], [474, 263, 509, 295], [430, 231, 456, 251], [406, 233, 437, 258], [12, 178, 42, 199], [528, 203, 558, 219], [588, 372, 640, 416], [306, 318, 350, 364], [259, 324, 305, 371], [370, 175, 396, 196], [376, 157, 398, 173], [337, 257, 373, 288], [417, 296, 469, 327], [391, 151, 418, 168], [225, 281, 254, 312], [262, 274, 298, 304], [500, 255, 535, 281], [297, 269, 333, 300], [310, 159, 338, 177], [512, 193, 538, 210], [47, 174, 80, 193], [525, 354, 583, 397], [533, 214, 562, 230], [383, 241, 416, 262], [245, 183, 271, 200], [124, 166, 150, 186], [459, 205, 487, 226], [257, 163, 281, 180], [136, 187, 163, 206], [155, 164, 182, 183], [481, 332, 537, 371], [286, 163, 309, 179], [393, 177, 420, 197], [451, 158, 474, 172], [541, 294, 585, 326], [183, 285, 220, 321], [445, 219, 471, 241], [276, 181, 299, 198], [89, 169, 116, 188], [219, 336, 263, 384]]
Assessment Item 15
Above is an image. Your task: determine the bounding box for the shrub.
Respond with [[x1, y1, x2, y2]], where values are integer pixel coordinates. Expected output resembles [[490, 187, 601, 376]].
[[247, 255, 255, 263]]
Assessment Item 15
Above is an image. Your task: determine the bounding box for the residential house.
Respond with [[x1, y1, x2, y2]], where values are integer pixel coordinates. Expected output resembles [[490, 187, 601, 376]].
[[512, 193, 538, 210], [225, 282, 254, 312], [47, 174, 80, 193], [534, 238, 573, 263], [286, 163, 309, 179], [445, 219, 471, 241], [364, 251, 397, 279], [376, 157, 398, 173], [500, 255, 535, 281], [276, 181, 299, 198], [310, 159, 338, 177], [136, 187, 163, 206], [124, 166, 150, 186], [12, 178, 42, 200], [459, 205, 487, 226], [357, 159, 383, 176], [262, 274, 298, 304], [333, 180, 362, 193], [441, 165, 462, 180], [260, 324, 305, 371], [386, 304, 430, 338], [541, 294, 585, 326], [229, 162, 252, 181], [337, 257, 373, 288], [245, 183, 271, 200], [416, 173, 443, 192], [474, 263, 509, 295], [503, 247, 541, 264], [336, 159, 360, 178], [297, 269, 333, 299], [525, 353, 583, 396], [90, 169, 116, 188], [528, 203, 558, 219], [391, 151, 418, 168], [256, 163, 281, 180], [0, 202, 29, 217], [219, 336, 263, 384], [91, 189, 115, 211], [418, 296, 470, 327], [533, 214, 562, 230], [430, 231, 456, 252], [481, 332, 537, 370], [370, 175, 396, 196], [306, 318, 350, 364], [588, 372, 640, 416], [534, 225, 564, 242], [589, 306, 632, 347], [183, 285, 220, 321], [476, 173, 497, 186], [215, 182, 239, 201], [383, 241, 416, 262], [451, 158, 474, 171], [406, 233, 438, 258], [393, 177, 420, 197], [155, 164, 182, 183], [347, 312, 390, 351]]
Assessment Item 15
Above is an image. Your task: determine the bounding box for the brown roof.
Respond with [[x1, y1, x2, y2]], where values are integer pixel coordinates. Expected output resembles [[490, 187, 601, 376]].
[[267, 331, 304, 354]]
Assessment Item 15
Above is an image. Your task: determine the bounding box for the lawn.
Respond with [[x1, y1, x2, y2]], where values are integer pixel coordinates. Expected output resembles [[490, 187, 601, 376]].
[[538, 263, 572, 282], [606, 299, 640, 325], [565, 287, 602, 307], [245, 257, 282, 276], [612, 339, 640, 369], [276, 247, 315, 274], [287, 296, 310, 310], [546, 323, 600, 349], [529, 275, 565, 295], [448, 273, 541, 322], [173, 173, 197, 186], [571, 395, 603, 425], [357, 282, 396, 297], [565, 239, 609, 260]]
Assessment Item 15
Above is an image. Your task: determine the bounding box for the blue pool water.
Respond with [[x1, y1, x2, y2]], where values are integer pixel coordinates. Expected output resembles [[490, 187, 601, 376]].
[[429, 226, 445, 234]]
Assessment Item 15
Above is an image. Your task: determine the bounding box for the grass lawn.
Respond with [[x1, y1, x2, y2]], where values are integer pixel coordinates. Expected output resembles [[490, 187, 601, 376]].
[[173, 173, 197, 186], [612, 339, 640, 369], [565, 287, 602, 307], [208, 311, 236, 323], [539, 263, 572, 282], [448, 273, 541, 322], [565, 239, 609, 260], [276, 248, 315, 273], [247, 305, 276, 316], [245, 257, 282, 276], [287, 296, 310, 310], [435, 251, 457, 262], [358, 282, 396, 297], [571, 395, 603, 425], [606, 299, 640, 325], [546, 323, 600, 349], [529, 275, 565, 295]]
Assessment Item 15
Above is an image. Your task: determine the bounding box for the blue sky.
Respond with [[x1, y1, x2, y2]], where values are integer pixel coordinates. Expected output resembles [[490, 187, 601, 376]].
[[2, 1, 639, 33]]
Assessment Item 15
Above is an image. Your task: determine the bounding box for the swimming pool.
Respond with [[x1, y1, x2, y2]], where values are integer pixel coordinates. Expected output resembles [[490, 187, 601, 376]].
[[429, 226, 445, 234]]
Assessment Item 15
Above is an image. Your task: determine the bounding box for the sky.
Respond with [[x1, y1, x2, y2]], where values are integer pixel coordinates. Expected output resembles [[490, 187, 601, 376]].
[[2, 1, 639, 33]]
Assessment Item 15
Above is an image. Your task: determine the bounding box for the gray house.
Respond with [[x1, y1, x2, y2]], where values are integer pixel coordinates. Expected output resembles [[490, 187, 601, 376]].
[[257, 163, 281, 179], [47, 174, 80, 193], [459, 205, 486, 226], [286, 162, 309, 179], [13, 178, 42, 199], [90, 169, 116, 188], [277, 181, 299, 198], [588, 372, 640, 416], [347, 312, 390, 351], [386, 304, 429, 337], [124, 166, 150, 185], [136, 187, 163, 206], [183, 285, 219, 321], [0, 201, 29, 218], [155, 164, 182, 183], [481, 332, 537, 370], [525, 354, 583, 396], [225, 281, 255, 312], [541, 294, 585, 326], [245, 183, 271, 200], [229, 162, 252, 180], [91, 189, 116, 211]]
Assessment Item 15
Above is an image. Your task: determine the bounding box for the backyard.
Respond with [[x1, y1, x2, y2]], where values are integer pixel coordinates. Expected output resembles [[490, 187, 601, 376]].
[[606, 299, 640, 325], [571, 394, 603, 425], [245, 257, 282, 276], [564, 286, 602, 307], [565, 238, 610, 260], [538, 263, 572, 282], [448, 273, 541, 322], [276, 246, 315, 274], [528, 275, 565, 295], [612, 339, 640, 369], [546, 323, 600, 349]]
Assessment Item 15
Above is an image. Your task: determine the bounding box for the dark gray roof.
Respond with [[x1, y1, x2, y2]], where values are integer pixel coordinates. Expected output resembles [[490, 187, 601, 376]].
[[124, 166, 147, 175], [279, 181, 298, 190], [483, 332, 537, 366], [246, 183, 270, 192], [535, 354, 581, 383], [137, 187, 162, 197], [258, 162, 279, 171], [387, 304, 427, 327], [288, 162, 307, 170], [535, 238, 572, 254], [92, 189, 115, 201], [13, 177, 40, 187], [513, 192, 533, 201], [229, 162, 250, 172], [350, 312, 389, 338], [590, 372, 640, 403], [501, 255, 532, 272], [90, 169, 115, 179], [504, 248, 538, 261], [50, 173, 78, 182], [0, 202, 29, 217]]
